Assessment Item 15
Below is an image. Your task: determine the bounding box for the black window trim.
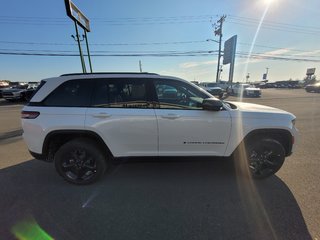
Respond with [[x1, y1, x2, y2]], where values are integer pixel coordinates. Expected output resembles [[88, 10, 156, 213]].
[[151, 78, 210, 111], [89, 77, 155, 109]]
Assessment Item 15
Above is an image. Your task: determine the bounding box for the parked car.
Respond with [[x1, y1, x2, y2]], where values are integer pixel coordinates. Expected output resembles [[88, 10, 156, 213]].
[[0, 82, 10, 98], [227, 83, 261, 97], [305, 82, 320, 93], [2, 84, 37, 102], [199, 82, 223, 98], [21, 72, 297, 184]]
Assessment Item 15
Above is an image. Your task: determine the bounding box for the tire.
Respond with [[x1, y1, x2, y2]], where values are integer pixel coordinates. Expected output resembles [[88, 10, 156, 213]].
[[54, 138, 107, 185], [246, 139, 285, 179]]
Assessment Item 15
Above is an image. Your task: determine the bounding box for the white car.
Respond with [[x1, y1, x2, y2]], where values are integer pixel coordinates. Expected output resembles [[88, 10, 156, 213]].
[[227, 84, 261, 97], [21, 73, 297, 184], [199, 82, 224, 98]]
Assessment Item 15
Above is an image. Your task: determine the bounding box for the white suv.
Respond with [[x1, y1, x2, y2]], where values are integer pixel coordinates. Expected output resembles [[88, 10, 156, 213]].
[[227, 83, 261, 97], [21, 73, 298, 184]]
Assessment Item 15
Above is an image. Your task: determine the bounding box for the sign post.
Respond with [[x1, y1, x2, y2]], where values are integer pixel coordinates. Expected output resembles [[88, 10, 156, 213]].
[[223, 35, 237, 84], [65, 0, 92, 73]]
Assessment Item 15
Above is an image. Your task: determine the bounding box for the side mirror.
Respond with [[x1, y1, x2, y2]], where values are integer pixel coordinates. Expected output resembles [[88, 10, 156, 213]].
[[202, 98, 223, 111]]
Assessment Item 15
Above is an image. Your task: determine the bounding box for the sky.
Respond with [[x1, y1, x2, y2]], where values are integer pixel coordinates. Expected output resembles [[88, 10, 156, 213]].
[[0, 0, 320, 83]]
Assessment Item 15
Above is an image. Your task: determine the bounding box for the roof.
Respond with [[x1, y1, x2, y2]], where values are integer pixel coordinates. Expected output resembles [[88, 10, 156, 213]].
[[60, 72, 159, 77]]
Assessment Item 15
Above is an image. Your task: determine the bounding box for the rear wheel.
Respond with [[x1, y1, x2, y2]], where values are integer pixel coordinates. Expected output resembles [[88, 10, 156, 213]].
[[54, 138, 107, 184], [246, 139, 285, 179]]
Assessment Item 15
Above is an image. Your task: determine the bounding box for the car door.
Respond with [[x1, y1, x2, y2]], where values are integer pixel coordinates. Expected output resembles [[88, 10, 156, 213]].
[[85, 78, 158, 157], [153, 79, 232, 156]]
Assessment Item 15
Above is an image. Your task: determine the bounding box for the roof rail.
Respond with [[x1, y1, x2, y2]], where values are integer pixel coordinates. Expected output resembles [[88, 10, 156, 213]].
[[60, 72, 159, 77]]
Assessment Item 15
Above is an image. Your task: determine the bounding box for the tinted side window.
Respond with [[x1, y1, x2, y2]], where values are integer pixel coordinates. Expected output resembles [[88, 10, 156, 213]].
[[44, 79, 93, 107], [154, 80, 207, 110], [92, 78, 150, 108]]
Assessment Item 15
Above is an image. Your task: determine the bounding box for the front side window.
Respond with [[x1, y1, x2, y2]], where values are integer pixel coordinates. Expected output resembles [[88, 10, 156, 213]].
[[92, 78, 150, 108], [43, 79, 93, 107], [154, 79, 208, 110]]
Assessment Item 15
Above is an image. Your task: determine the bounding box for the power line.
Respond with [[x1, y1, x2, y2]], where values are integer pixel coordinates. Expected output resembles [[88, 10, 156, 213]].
[[1, 50, 320, 62], [228, 15, 320, 31], [1, 39, 319, 54], [0, 52, 217, 57], [0, 40, 208, 46], [228, 21, 320, 35], [1, 13, 319, 33]]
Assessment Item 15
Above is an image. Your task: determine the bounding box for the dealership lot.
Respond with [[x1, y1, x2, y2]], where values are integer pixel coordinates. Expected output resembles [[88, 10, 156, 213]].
[[0, 89, 319, 240]]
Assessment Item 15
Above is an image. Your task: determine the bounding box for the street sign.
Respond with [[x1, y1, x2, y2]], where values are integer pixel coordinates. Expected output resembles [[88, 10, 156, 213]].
[[64, 0, 92, 73]]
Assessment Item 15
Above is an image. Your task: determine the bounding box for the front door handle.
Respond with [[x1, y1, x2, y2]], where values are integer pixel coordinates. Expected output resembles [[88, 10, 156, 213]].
[[92, 113, 112, 118], [161, 114, 181, 119]]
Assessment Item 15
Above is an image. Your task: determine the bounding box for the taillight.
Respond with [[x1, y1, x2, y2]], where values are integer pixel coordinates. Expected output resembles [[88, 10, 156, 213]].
[[21, 111, 40, 119]]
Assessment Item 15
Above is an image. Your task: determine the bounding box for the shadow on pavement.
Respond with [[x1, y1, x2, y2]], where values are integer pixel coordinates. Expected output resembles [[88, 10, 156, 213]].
[[0, 158, 312, 240]]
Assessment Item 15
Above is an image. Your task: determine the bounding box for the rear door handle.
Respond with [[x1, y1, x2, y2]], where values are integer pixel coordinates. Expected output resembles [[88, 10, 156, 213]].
[[92, 113, 112, 118], [161, 114, 181, 119]]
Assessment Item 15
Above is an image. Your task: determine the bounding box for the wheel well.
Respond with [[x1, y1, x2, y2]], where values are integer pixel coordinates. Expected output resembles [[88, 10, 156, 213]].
[[43, 130, 113, 162], [243, 129, 293, 156]]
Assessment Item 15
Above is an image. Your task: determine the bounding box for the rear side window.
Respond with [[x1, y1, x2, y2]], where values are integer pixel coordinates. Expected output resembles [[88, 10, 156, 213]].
[[32, 80, 46, 95], [91, 78, 150, 108], [43, 79, 93, 107]]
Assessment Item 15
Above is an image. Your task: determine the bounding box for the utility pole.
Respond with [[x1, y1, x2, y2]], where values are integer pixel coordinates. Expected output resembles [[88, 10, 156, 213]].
[[214, 15, 226, 83], [139, 60, 142, 73]]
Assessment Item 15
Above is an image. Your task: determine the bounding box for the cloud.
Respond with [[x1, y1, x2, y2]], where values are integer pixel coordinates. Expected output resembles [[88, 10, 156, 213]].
[[292, 49, 320, 57], [263, 48, 291, 56], [236, 48, 292, 66], [179, 60, 217, 69]]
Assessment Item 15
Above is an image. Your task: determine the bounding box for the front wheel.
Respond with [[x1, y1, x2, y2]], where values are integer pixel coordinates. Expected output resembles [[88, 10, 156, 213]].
[[54, 138, 107, 184], [246, 139, 285, 179]]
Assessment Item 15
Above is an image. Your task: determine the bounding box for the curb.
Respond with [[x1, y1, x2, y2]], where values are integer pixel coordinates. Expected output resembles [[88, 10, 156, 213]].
[[0, 129, 23, 141]]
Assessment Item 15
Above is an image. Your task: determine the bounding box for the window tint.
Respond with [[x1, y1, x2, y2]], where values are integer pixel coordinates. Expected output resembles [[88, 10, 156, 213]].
[[154, 80, 208, 110], [44, 79, 93, 107], [92, 78, 150, 108]]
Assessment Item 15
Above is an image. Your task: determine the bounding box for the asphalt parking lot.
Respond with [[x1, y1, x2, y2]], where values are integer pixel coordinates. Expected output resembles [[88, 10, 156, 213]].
[[0, 89, 319, 240]]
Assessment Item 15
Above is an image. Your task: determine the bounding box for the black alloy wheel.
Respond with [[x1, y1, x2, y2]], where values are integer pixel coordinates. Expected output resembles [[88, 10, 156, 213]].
[[247, 139, 285, 179], [55, 138, 107, 184]]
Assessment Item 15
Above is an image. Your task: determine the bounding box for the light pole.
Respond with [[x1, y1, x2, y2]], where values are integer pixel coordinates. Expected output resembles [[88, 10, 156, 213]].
[[263, 67, 269, 81], [246, 73, 250, 83]]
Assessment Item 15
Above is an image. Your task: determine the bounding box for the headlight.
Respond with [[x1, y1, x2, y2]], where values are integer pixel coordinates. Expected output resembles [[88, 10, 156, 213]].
[[292, 119, 296, 127]]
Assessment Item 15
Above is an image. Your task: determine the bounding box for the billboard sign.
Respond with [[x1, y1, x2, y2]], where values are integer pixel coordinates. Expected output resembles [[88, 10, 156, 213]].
[[306, 68, 316, 76], [65, 0, 90, 32], [223, 35, 237, 65]]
